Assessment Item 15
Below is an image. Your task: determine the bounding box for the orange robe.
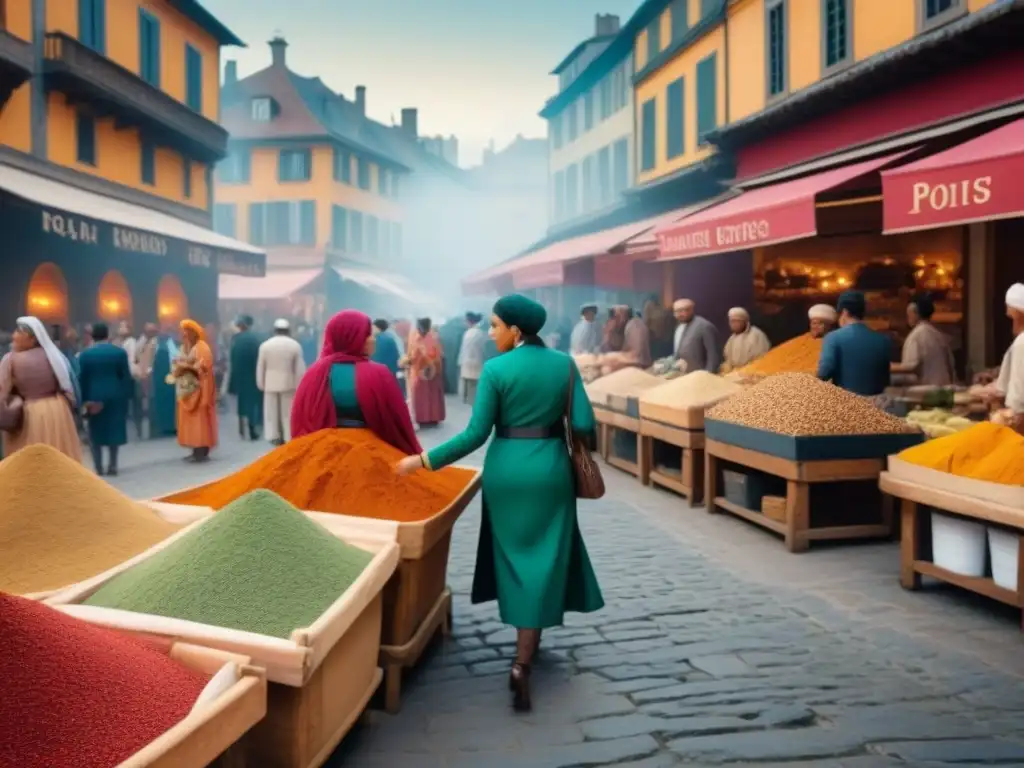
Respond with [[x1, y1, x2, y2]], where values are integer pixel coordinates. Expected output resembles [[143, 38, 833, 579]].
[[176, 340, 218, 449]]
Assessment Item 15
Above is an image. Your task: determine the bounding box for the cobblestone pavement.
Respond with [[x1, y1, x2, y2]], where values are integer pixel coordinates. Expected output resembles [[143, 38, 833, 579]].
[[109, 400, 1024, 767]]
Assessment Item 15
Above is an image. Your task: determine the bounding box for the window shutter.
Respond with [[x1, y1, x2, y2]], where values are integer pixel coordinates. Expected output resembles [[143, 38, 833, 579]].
[[300, 200, 316, 244], [641, 99, 656, 171], [185, 45, 202, 112], [248, 203, 265, 245], [367, 215, 378, 255], [76, 113, 96, 165], [666, 77, 684, 159], [351, 212, 363, 253], [696, 53, 717, 143], [381, 219, 391, 255], [183, 158, 192, 198]]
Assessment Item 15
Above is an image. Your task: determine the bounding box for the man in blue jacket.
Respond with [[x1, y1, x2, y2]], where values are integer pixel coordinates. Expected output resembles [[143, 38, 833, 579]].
[[78, 322, 132, 475], [817, 290, 892, 396]]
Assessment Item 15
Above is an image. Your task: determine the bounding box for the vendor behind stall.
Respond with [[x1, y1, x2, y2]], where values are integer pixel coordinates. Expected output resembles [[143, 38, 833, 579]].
[[808, 304, 837, 339], [986, 284, 1024, 432], [721, 307, 771, 373], [893, 294, 956, 386], [623, 308, 652, 369], [817, 290, 891, 396], [570, 303, 601, 355]]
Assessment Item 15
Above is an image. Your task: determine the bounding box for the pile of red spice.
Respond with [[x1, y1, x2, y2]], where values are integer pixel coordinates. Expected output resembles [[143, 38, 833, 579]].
[[0, 593, 210, 768]]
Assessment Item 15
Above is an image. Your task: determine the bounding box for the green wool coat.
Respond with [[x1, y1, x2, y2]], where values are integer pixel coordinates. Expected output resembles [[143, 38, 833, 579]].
[[426, 345, 604, 629]]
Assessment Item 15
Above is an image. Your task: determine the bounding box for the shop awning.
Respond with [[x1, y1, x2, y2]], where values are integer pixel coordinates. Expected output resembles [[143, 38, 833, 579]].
[[218, 269, 324, 300], [882, 117, 1024, 233], [332, 265, 441, 312], [622, 197, 736, 254], [0, 164, 265, 276], [655, 152, 909, 261], [463, 209, 694, 293]]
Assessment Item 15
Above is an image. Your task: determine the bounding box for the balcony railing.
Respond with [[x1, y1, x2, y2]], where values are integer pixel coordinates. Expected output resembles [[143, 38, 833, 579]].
[[0, 30, 33, 109], [43, 32, 228, 163]]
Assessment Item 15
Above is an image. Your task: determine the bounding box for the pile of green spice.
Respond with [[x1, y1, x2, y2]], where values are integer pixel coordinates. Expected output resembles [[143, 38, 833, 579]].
[[84, 489, 375, 639]]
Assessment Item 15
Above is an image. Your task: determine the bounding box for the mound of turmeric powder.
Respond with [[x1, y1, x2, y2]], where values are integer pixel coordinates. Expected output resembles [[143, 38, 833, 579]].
[[896, 422, 1024, 485], [160, 429, 476, 522], [737, 333, 823, 376]]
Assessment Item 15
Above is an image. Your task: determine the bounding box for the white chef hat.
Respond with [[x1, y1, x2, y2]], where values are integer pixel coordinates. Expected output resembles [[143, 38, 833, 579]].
[[1006, 283, 1024, 311], [672, 298, 694, 311], [808, 304, 837, 322], [727, 307, 749, 321]]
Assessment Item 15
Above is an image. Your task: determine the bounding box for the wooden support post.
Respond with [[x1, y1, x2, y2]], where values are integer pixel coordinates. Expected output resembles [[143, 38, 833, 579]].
[[705, 451, 718, 513], [639, 435, 652, 486], [900, 498, 922, 590], [785, 480, 810, 553]]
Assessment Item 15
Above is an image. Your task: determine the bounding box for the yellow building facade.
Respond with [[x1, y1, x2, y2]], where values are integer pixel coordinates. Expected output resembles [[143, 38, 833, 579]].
[[632, 0, 1001, 186], [213, 41, 408, 266]]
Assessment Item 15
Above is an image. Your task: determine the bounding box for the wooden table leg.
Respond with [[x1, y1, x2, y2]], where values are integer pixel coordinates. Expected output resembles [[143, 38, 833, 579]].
[[899, 498, 922, 590], [704, 452, 718, 513], [600, 424, 611, 461], [688, 448, 704, 507], [384, 663, 402, 714], [784, 480, 810, 553], [639, 435, 652, 486], [881, 493, 895, 540]]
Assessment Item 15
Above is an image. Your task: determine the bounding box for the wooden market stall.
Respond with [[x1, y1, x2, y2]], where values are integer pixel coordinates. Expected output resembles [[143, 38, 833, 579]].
[[586, 368, 664, 478]]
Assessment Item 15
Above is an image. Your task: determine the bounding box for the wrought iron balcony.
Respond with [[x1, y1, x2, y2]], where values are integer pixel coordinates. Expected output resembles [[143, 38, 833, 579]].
[[43, 32, 228, 163], [0, 30, 33, 110]]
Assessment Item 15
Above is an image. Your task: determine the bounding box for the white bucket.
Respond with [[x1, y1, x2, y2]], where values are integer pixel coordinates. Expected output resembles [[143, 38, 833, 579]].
[[988, 527, 1019, 592], [930, 512, 987, 577]]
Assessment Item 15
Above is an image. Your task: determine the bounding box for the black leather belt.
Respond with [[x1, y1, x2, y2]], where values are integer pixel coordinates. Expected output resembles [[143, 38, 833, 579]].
[[495, 424, 563, 439]]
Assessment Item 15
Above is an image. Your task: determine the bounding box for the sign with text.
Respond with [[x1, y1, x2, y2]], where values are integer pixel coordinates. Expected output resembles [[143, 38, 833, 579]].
[[655, 202, 816, 260], [882, 151, 1024, 233], [33, 206, 265, 276]]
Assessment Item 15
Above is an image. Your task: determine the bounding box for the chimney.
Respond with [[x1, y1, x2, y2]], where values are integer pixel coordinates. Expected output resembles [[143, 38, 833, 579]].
[[594, 14, 620, 36], [400, 108, 418, 139], [224, 60, 237, 85], [269, 36, 288, 68], [355, 86, 366, 116]]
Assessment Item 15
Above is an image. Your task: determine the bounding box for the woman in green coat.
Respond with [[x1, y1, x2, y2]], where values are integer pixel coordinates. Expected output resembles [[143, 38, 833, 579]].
[[397, 294, 604, 712]]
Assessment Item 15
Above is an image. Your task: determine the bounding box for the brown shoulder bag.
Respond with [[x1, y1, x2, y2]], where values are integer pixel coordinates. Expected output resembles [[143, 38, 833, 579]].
[[564, 361, 605, 499]]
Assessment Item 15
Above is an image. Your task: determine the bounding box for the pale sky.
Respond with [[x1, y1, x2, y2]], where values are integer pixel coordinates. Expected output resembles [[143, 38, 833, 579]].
[[203, 0, 642, 166]]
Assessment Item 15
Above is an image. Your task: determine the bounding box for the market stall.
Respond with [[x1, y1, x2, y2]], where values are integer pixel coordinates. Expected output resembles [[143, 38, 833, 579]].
[[880, 423, 1024, 626], [703, 373, 922, 552], [585, 367, 664, 477], [637, 371, 742, 504], [157, 428, 482, 714]]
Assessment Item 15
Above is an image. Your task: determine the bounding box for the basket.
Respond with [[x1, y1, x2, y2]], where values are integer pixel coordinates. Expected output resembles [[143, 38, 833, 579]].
[[47, 519, 399, 768], [723, 469, 784, 511], [760, 495, 787, 523]]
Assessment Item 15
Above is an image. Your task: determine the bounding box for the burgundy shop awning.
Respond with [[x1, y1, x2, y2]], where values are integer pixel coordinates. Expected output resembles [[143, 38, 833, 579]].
[[218, 268, 324, 300], [882, 117, 1024, 233], [654, 152, 909, 261], [462, 208, 695, 294]]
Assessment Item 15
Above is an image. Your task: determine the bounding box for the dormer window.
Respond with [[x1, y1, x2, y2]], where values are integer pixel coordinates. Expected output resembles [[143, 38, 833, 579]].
[[251, 97, 273, 122]]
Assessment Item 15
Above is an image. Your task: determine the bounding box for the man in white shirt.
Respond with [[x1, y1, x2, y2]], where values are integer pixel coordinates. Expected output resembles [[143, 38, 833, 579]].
[[256, 318, 307, 445], [989, 284, 1024, 433], [115, 321, 144, 439]]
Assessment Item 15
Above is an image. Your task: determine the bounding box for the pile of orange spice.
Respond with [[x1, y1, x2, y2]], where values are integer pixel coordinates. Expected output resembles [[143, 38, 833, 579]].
[[161, 429, 475, 522]]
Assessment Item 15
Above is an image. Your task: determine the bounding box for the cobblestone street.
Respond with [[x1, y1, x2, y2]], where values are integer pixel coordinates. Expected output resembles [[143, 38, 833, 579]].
[[111, 400, 1024, 767]]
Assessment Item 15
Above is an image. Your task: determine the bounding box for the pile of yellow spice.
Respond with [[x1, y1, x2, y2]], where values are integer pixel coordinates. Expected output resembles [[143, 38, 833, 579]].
[[896, 422, 1024, 485], [736, 333, 823, 376]]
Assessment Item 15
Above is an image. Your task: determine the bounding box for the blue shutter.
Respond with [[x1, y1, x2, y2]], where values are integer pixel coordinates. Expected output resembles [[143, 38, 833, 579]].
[[183, 158, 192, 198], [75, 112, 96, 165], [332, 206, 348, 249], [696, 53, 717, 144], [767, 2, 786, 96], [598, 146, 611, 205], [381, 219, 391, 255], [80, 0, 107, 53], [671, 0, 688, 39], [613, 139, 629, 194], [139, 10, 160, 86], [351, 212, 363, 253], [248, 203, 265, 245], [641, 99, 656, 171], [367, 215, 378, 255], [666, 78, 684, 160], [185, 44, 202, 112], [300, 201, 316, 245], [278, 150, 288, 181], [140, 140, 155, 184]]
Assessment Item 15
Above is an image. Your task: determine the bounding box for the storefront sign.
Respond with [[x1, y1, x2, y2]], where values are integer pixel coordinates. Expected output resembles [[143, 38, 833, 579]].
[[41, 210, 99, 245], [658, 217, 780, 259], [113, 226, 169, 256]]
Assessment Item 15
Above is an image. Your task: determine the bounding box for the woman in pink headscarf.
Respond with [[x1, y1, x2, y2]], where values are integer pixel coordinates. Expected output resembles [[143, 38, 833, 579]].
[[290, 310, 421, 454]]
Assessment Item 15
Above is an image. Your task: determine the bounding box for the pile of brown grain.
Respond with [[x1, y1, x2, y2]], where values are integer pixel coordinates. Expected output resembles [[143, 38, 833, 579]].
[[0, 445, 179, 595], [706, 373, 918, 436]]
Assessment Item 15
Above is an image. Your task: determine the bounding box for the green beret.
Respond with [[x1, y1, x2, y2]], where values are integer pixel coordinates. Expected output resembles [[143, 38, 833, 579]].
[[493, 293, 547, 336]]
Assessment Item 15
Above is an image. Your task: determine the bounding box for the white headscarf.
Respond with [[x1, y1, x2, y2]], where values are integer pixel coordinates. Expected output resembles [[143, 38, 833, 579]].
[[16, 316, 74, 395], [1006, 283, 1024, 312], [808, 304, 837, 323], [727, 307, 749, 321]]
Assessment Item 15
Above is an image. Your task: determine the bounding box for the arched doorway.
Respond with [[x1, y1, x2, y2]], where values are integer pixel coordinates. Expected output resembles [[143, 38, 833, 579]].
[[97, 270, 133, 324], [25, 262, 70, 324], [156, 274, 188, 328]]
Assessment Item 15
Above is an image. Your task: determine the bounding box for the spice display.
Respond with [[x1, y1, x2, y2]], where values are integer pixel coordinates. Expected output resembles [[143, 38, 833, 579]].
[[736, 333, 823, 376], [905, 409, 975, 439], [85, 490, 375, 638], [161, 429, 474, 521], [0, 445, 179, 595], [897, 422, 1024, 485], [640, 371, 742, 409], [585, 367, 662, 406], [706, 373, 918, 436], [0, 592, 208, 768]]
